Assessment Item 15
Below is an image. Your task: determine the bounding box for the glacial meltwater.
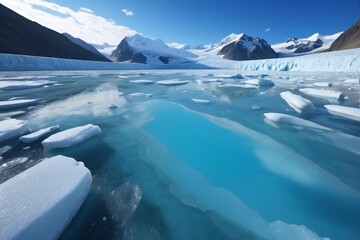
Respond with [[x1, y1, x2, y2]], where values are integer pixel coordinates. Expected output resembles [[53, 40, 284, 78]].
[[0, 70, 359, 240]]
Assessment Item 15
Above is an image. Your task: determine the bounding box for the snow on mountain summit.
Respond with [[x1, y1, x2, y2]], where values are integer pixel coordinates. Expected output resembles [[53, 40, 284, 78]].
[[272, 32, 342, 57]]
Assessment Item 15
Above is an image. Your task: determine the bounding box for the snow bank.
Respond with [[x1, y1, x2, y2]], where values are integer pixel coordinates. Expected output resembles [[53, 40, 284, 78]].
[[299, 88, 345, 100], [0, 80, 52, 90], [42, 124, 101, 150], [264, 113, 330, 131], [0, 155, 92, 240], [19, 125, 60, 143], [280, 91, 315, 114], [324, 105, 360, 122], [0, 119, 30, 142], [0, 99, 37, 110], [155, 79, 190, 86]]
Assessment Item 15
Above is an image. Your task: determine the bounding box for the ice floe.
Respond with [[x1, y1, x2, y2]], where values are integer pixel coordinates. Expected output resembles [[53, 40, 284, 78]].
[[0, 119, 30, 142], [42, 124, 101, 150], [299, 88, 345, 100], [218, 83, 258, 89], [244, 79, 275, 87], [280, 91, 315, 114], [0, 110, 26, 119], [264, 113, 330, 131], [127, 92, 153, 98], [130, 80, 155, 84], [191, 98, 210, 104], [312, 82, 332, 87], [19, 125, 60, 143], [155, 79, 190, 86], [0, 99, 37, 110], [0, 80, 52, 90], [0, 155, 92, 240], [324, 105, 360, 122]]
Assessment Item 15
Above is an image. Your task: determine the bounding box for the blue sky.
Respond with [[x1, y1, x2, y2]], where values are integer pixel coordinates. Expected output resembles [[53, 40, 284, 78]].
[[3, 0, 360, 45]]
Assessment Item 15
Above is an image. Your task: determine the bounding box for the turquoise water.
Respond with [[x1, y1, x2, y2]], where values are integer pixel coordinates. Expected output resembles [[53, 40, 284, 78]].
[[0, 70, 359, 240]]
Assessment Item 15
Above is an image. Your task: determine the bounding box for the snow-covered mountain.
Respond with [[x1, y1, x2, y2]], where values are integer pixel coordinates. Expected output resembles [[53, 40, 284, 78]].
[[216, 33, 278, 60], [62, 33, 106, 58], [110, 34, 197, 66], [272, 32, 342, 57]]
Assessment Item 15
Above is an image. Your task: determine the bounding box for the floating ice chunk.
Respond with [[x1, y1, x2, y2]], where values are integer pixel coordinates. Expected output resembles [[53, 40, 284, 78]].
[[0, 155, 92, 240], [127, 92, 153, 98], [42, 124, 101, 150], [280, 91, 315, 114], [312, 82, 332, 87], [343, 78, 359, 84], [199, 79, 223, 83], [218, 83, 258, 89], [0, 80, 52, 90], [0, 110, 26, 119], [0, 157, 28, 172], [244, 79, 275, 87], [191, 98, 210, 104], [107, 182, 142, 226], [0, 119, 30, 142], [299, 88, 345, 100], [19, 125, 60, 143], [155, 79, 190, 86], [0, 99, 37, 110], [130, 80, 155, 84], [0, 145, 12, 155], [264, 113, 331, 131], [324, 105, 360, 122]]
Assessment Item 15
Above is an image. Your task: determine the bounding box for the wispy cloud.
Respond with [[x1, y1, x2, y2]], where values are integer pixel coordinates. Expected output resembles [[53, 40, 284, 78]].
[[122, 8, 134, 17], [265, 28, 271, 32], [1, 0, 137, 45], [79, 7, 93, 13]]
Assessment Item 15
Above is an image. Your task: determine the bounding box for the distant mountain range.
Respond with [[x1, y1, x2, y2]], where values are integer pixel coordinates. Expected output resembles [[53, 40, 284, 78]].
[[272, 33, 342, 57], [0, 3, 359, 66], [0, 4, 109, 62]]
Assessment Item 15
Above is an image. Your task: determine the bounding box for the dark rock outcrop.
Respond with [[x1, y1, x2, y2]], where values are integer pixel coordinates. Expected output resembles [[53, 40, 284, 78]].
[[0, 4, 110, 62], [218, 34, 278, 61], [328, 18, 360, 51]]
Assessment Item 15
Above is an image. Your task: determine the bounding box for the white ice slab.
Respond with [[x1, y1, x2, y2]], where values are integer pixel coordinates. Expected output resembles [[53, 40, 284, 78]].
[[0, 80, 52, 90], [191, 98, 210, 104], [324, 105, 360, 122], [155, 79, 190, 86], [280, 91, 315, 114], [0, 119, 30, 142], [244, 79, 275, 87], [264, 113, 330, 131], [42, 124, 101, 150], [130, 80, 155, 84], [312, 82, 332, 87], [0, 99, 37, 110], [218, 83, 258, 89], [0, 155, 92, 240], [299, 88, 345, 100], [127, 92, 153, 98], [19, 125, 60, 143], [0, 111, 26, 119]]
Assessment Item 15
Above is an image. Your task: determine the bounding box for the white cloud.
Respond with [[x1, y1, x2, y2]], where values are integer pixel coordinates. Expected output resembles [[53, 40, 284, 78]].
[[265, 28, 271, 32], [79, 7, 93, 13], [1, 0, 137, 45], [122, 9, 134, 17]]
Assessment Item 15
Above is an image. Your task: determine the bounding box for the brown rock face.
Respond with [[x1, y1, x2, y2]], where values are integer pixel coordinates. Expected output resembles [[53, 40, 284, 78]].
[[328, 18, 360, 51]]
